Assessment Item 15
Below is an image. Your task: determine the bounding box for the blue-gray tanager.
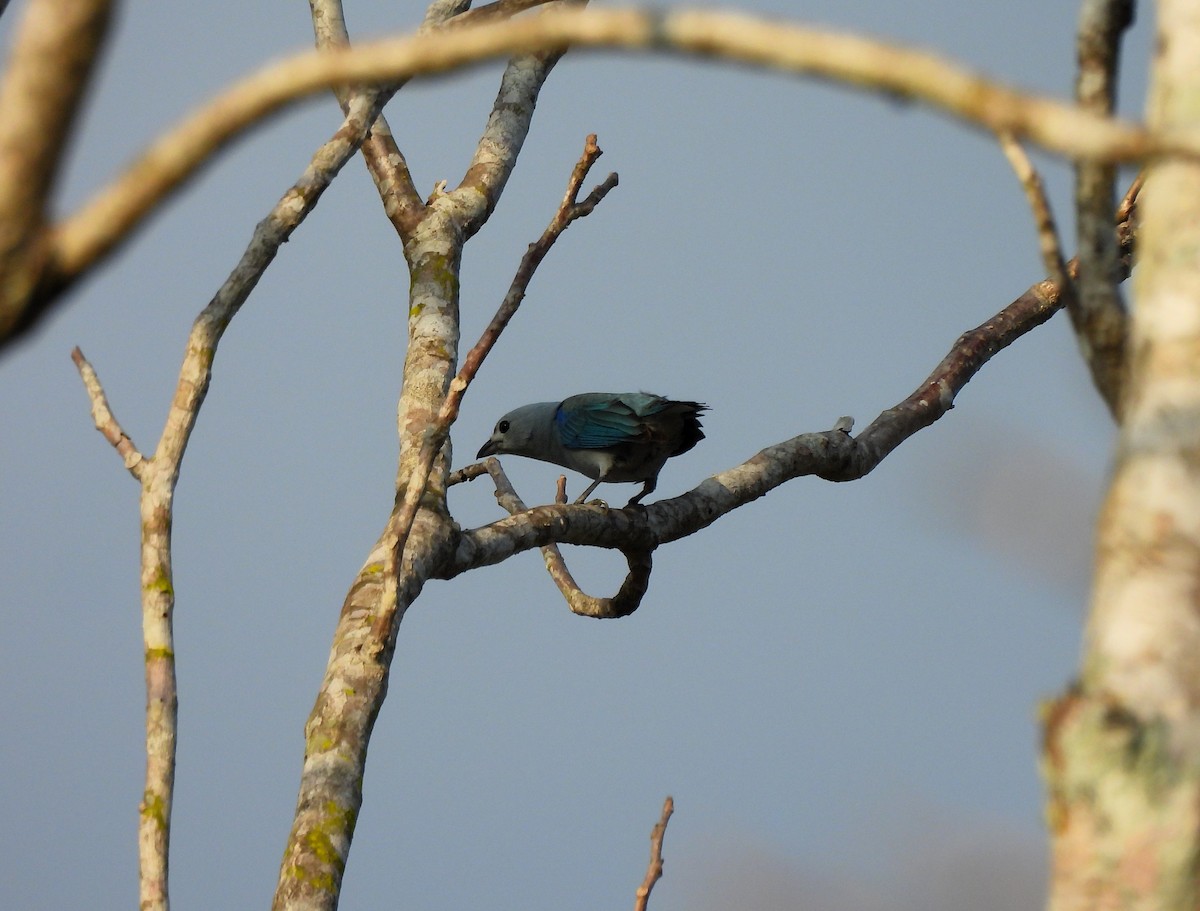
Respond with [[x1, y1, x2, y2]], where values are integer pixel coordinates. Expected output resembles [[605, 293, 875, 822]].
[[477, 392, 707, 505]]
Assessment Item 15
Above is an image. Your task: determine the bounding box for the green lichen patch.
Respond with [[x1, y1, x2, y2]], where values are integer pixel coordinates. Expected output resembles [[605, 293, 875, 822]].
[[144, 567, 174, 596]]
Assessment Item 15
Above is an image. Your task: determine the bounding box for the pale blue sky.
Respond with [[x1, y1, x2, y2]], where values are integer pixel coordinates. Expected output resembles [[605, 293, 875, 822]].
[[2, 1, 1146, 908]]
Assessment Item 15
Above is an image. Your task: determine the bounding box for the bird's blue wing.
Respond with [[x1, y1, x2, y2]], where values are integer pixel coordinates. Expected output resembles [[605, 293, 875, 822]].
[[555, 394, 664, 449]]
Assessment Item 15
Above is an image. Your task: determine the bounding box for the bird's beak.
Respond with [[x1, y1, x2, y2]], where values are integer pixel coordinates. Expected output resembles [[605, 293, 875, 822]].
[[477, 439, 498, 459]]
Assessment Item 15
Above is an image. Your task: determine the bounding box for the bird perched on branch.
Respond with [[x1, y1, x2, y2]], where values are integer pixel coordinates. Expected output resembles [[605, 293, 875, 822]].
[[477, 392, 707, 506]]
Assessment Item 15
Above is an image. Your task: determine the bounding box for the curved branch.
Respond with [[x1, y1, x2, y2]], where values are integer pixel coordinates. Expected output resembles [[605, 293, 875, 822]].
[[445, 177, 1143, 579], [45, 7, 1163, 326], [1000, 135, 1071, 295], [485, 458, 653, 618]]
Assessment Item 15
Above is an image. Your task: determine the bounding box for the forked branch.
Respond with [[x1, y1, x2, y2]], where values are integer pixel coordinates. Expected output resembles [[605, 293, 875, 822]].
[[389, 133, 617, 593], [70, 91, 392, 911]]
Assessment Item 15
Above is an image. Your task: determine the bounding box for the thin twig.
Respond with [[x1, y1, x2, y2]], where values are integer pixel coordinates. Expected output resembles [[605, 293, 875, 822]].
[[1117, 170, 1143, 225], [447, 462, 491, 486], [999, 133, 1072, 294], [70, 346, 146, 479], [634, 797, 675, 911], [461, 134, 615, 382]]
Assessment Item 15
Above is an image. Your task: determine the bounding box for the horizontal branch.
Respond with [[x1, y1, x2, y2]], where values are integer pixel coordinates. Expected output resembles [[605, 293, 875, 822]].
[[51, 6, 1166, 305], [445, 179, 1142, 578]]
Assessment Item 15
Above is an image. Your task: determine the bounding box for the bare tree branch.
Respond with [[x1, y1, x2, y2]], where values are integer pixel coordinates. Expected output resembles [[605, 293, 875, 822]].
[[309, 0, 426, 238], [449, 0, 561, 29], [1072, 0, 1134, 418], [271, 68, 608, 911], [448, 461, 492, 485], [453, 1, 590, 235], [154, 98, 391, 471], [0, 0, 114, 346], [999, 133, 1074, 302], [70, 347, 147, 480], [70, 94, 387, 911], [634, 797, 674, 911], [445, 178, 1143, 577], [389, 133, 617, 617], [1044, 1, 1200, 902], [308, 0, 564, 242], [423, 0, 474, 24], [21, 6, 1164, 358]]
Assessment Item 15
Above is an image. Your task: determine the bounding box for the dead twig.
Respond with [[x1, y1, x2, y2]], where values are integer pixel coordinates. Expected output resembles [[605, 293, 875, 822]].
[[70, 347, 146, 479], [634, 797, 675, 911]]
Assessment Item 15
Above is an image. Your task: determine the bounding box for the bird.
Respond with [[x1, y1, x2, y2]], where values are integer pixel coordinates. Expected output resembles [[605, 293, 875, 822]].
[[477, 392, 707, 506]]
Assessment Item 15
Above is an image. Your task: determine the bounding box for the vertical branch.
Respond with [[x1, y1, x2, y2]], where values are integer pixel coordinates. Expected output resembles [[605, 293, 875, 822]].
[[388, 136, 617, 614], [71, 347, 177, 911], [0, 0, 114, 347], [1045, 2, 1200, 909], [634, 797, 674, 911], [72, 102, 381, 911], [454, 0, 588, 239], [1072, 0, 1134, 416], [273, 13, 592, 905]]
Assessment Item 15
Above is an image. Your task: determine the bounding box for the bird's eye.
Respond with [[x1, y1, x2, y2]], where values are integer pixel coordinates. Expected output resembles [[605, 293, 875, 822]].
[[498, 420, 510, 433]]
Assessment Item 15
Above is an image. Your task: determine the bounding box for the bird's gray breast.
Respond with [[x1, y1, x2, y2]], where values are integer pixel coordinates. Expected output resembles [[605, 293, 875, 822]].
[[564, 440, 671, 483]]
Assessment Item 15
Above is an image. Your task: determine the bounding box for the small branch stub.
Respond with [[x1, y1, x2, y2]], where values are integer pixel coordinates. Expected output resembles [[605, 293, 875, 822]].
[[634, 796, 674, 911]]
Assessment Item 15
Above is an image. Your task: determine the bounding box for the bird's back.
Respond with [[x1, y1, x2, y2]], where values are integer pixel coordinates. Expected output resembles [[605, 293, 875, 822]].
[[555, 393, 706, 482]]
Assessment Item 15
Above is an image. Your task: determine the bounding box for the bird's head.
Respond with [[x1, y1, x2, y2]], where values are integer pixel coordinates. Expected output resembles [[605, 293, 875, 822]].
[[476, 402, 555, 459]]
